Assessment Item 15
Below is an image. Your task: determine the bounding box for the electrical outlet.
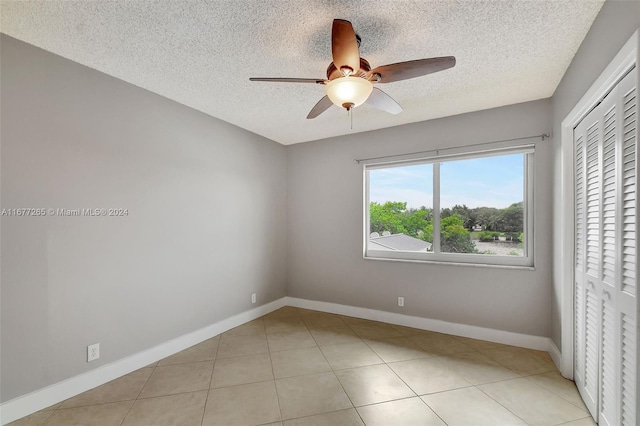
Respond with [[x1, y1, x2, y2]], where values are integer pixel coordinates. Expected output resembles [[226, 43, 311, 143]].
[[87, 343, 100, 362], [251, 293, 257, 304], [398, 296, 405, 307]]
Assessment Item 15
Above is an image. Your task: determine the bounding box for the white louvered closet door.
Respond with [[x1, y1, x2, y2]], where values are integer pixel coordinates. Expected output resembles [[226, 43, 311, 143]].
[[574, 92, 604, 419], [574, 67, 637, 426]]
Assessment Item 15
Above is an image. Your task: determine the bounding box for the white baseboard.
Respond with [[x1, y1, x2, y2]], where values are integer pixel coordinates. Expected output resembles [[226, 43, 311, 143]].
[[547, 339, 562, 370], [547, 339, 569, 378], [0, 297, 287, 425], [286, 296, 553, 351]]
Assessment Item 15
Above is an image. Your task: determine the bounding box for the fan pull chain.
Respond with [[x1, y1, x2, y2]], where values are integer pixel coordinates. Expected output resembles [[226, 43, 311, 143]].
[[350, 108, 353, 130]]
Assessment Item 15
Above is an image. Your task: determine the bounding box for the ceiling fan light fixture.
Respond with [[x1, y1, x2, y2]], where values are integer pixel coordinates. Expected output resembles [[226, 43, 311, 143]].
[[325, 76, 373, 109], [249, 19, 455, 119]]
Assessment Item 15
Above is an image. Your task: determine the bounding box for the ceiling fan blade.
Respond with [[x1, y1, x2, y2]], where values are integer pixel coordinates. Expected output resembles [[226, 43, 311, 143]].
[[368, 56, 456, 83], [307, 96, 334, 119], [366, 88, 403, 115], [331, 19, 360, 75], [249, 77, 326, 84]]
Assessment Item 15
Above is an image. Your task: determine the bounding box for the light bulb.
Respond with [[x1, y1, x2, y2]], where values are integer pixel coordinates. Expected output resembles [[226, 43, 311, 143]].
[[325, 77, 373, 109]]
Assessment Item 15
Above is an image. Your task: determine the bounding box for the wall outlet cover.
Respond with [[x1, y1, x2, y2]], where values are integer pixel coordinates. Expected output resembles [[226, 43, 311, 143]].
[[87, 343, 100, 362]]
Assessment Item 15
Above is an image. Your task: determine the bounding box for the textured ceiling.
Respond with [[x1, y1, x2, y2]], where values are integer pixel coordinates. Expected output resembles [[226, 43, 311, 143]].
[[1, 0, 604, 145]]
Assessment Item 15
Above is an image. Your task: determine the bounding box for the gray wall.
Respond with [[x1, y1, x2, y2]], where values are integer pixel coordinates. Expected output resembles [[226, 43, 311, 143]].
[[4, 0, 638, 405], [287, 99, 553, 337], [0, 35, 287, 402], [550, 0, 640, 349]]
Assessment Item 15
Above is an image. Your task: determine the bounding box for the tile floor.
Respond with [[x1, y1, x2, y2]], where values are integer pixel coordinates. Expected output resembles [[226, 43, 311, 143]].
[[10, 307, 596, 426]]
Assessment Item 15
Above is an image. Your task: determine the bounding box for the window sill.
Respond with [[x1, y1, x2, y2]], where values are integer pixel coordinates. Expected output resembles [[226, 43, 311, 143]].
[[363, 254, 536, 270]]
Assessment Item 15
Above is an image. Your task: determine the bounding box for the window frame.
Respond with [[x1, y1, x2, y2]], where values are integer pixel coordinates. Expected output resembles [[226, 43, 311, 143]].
[[363, 144, 535, 268]]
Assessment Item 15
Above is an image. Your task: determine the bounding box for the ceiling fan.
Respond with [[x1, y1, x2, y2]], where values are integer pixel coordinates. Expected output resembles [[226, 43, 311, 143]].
[[250, 19, 456, 119]]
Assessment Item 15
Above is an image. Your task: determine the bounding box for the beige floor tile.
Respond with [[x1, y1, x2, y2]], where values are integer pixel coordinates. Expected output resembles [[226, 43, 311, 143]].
[[222, 319, 265, 337], [364, 336, 430, 363], [408, 332, 475, 356], [61, 367, 154, 408], [264, 307, 302, 319], [339, 316, 378, 326], [211, 353, 273, 388], [348, 322, 402, 340], [390, 324, 429, 337], [557, 417, 597, 425], [138, 361, 213, 398], [217, 333, 269, 359], [320, 342, 383, 370], [203, 381, 281, 426], [144, 361, 159, 368], [158, 337, 219, 366], [41, 402, 64, 411], [42, 401, 133, 426], [16, 309, 585, 426], [422, 386, 527, 425], [264, 317, 307, 334], [297, 308, 324, 316], [335, 364, 415, 406], [271, 347, 331, 379], [309, 326, 362, 346], [267, 329, 317, 352], [436, 351, 520, 385], [389, 357, 472, 395], [282, 408, 364, 426], [7, 410, 54, 426], [525, 372, 586, 409], [356, 397, 446, 426], [453, 336, 505, 351], [301, 313, 346, 329], [276, 372, 352, 420], [121, 391, 207, 426], [481, 346, 557, 375], [478, 378, 589, 425]]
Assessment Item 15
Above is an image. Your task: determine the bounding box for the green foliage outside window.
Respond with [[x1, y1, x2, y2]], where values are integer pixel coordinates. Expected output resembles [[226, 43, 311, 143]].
[[440, 215, 476, 253], [369, 201, 524, 254]]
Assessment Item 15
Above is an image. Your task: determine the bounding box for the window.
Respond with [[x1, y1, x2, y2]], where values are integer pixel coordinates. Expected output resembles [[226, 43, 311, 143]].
[[364, 145, 534, 267]]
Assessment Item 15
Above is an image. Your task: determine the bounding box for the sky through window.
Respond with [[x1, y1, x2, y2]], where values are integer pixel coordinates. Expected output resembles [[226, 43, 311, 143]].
[[369, 154, 524, 209]]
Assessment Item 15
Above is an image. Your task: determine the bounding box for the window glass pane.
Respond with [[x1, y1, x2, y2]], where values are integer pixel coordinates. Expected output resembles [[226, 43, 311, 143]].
[[369, 164, 434, 252], [439, 154, 525, 256]]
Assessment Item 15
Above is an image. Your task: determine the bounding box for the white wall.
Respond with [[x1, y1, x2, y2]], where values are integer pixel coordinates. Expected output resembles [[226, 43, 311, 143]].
[[0, 35, 287, 402], [286, 99, 553, 337], [550, 0, 640, 350]]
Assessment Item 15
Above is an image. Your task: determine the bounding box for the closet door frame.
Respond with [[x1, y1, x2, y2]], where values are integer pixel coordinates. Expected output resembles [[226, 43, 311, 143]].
[[560, 30, 638, 379]]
